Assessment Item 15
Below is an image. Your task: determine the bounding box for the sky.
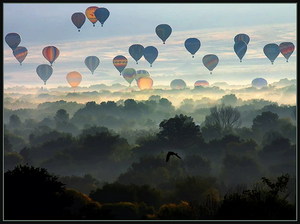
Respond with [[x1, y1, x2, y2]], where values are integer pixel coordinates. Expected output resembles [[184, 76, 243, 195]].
[[3, 3, 297, 88]]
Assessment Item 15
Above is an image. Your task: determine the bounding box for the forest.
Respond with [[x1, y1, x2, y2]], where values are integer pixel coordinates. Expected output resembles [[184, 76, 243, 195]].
[[4, 93, 296, 220]]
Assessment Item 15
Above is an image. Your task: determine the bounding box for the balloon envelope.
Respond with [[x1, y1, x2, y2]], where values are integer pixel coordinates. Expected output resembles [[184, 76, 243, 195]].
[[94, 7, 110, 27], [144, 46, 158, 67], [279, 42, 295, 62], [234, 41, 247, 62], [252, 78, 268, 88], [85, 6, 99, 26], [202, 54, 219, 74], [129, 44, 144, 64], [36, 64, 53, 85], [263, 43, 280, 64], [194, 80, 209, 87], [13, 46, 28, 65], [184, 38, 201, 57], [234, 33, 250, 45], [155, 24, 172, 44], [5, 33, 21, 51], [113, 55, 128, 74], [122, 68, 136, 85], [135, 70, 150, 81], [85, 56, 100, 74], [43, 46, 60, 66], [71, 12, 86, 31], [137, 77, 153, 90], [170, 79, 186, 90], [66, 71, 82, 88]]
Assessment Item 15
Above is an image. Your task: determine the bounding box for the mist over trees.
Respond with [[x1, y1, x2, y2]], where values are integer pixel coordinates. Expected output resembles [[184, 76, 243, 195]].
[[3, 93, 296, 220]]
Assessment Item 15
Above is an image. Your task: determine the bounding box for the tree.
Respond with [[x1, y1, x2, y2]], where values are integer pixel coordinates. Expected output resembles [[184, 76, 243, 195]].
[[204, 105, 241, 132], [4, 165, 70, 219], [9, 114, 22, 128], [220, 94, 238, 106], [54, 109, 69, 123], [252, 111, 279, 134], [157, 114, 203, 149]]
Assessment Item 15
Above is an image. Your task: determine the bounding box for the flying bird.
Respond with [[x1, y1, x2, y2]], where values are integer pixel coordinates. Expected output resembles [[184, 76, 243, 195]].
[[166, 151, 181, 162]]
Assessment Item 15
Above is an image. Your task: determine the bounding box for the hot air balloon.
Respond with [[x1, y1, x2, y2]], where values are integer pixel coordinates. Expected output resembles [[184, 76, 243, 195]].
[[234, 33, 250, 45], [13, 46, 28, 65], [202, 54, 219, 74], [42, 46, 60, 66], [85, 56, 100, 74], [234, 41, 247, 62], [263, 43, 280, 64], [36, 64, 53, 85], [144, 46, 158, 67], [137, 77, 153, 90], [85, 6, 99, 27], [129, 44, 144, 64], [94, 7, 110, 27], [71, 12, 86, 32], [155, 24, 172, 44], [5, 33, 21, 51], [184, 38, 201, 58], [113, 55, 128, 75], [170, 79, 186, 90], [194, 80, 209, 88], [135, 70, 150, 81], [122, 68, 136, 86], [66, 71, 82, 89], [252, 78, 268, 88], [279, 42, 295, 62]]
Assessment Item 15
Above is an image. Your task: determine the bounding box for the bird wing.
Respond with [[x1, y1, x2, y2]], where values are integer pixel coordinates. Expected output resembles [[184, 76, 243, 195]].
[[166, 152, 172, 162], [174, 153, 182, 159]]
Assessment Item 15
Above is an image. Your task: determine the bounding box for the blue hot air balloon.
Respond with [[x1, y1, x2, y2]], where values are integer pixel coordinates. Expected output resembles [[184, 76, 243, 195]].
[[170, 79, 187, 90], [184, 38, 201, 58], [252, 78, 268, 88], [85, 56, 100, 74], [279, 42, 295, 62], [144, 46, 158, 67], [129, 44, 144, 64], [94, 7, 110, 27], [5, 33, 21, 51], [202, 54, 219, 74], [155, 24, 172, 44], [234, 33, 250, 45], [122, 68, 136, 86], [71, 12, 86, 32], [234, 41, 247, 62], [263, 43, 280, 64], [36, 64, 53, 85]]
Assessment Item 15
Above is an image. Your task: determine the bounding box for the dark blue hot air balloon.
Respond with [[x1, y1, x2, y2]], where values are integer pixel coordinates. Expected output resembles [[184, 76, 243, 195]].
[[234, 41, 247, 62], [234, 33, 250, 45], [144, 46, 158, 67], [71, 12, 86, 32], [5, 33, 21, 51], [85, 56, 100, 74], [155, 24, 172, 44], [202, 54, 219, 74], [36, 64, 53, 85], [129, 44, 144, 64], [94, 7, 110, 27], [263, 43, 280, 64], [184, 38, 201, 58]]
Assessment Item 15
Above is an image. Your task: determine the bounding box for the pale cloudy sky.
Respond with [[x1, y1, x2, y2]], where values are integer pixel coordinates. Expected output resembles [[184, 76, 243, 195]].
[[3, 3, 297, 88]]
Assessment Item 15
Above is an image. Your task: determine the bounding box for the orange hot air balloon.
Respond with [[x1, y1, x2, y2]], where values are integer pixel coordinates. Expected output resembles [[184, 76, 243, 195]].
[[85, 6, 99, 27], [42, 46, 60, 66], [66, 71, 82, 88], [137, 77, 153, 90]]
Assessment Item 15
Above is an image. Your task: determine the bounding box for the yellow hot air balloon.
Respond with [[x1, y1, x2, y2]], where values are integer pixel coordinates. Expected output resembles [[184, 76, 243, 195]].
[[66, 71, 82, 89], [137, 77, 153, 90], [85, 6, 99, 27]]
